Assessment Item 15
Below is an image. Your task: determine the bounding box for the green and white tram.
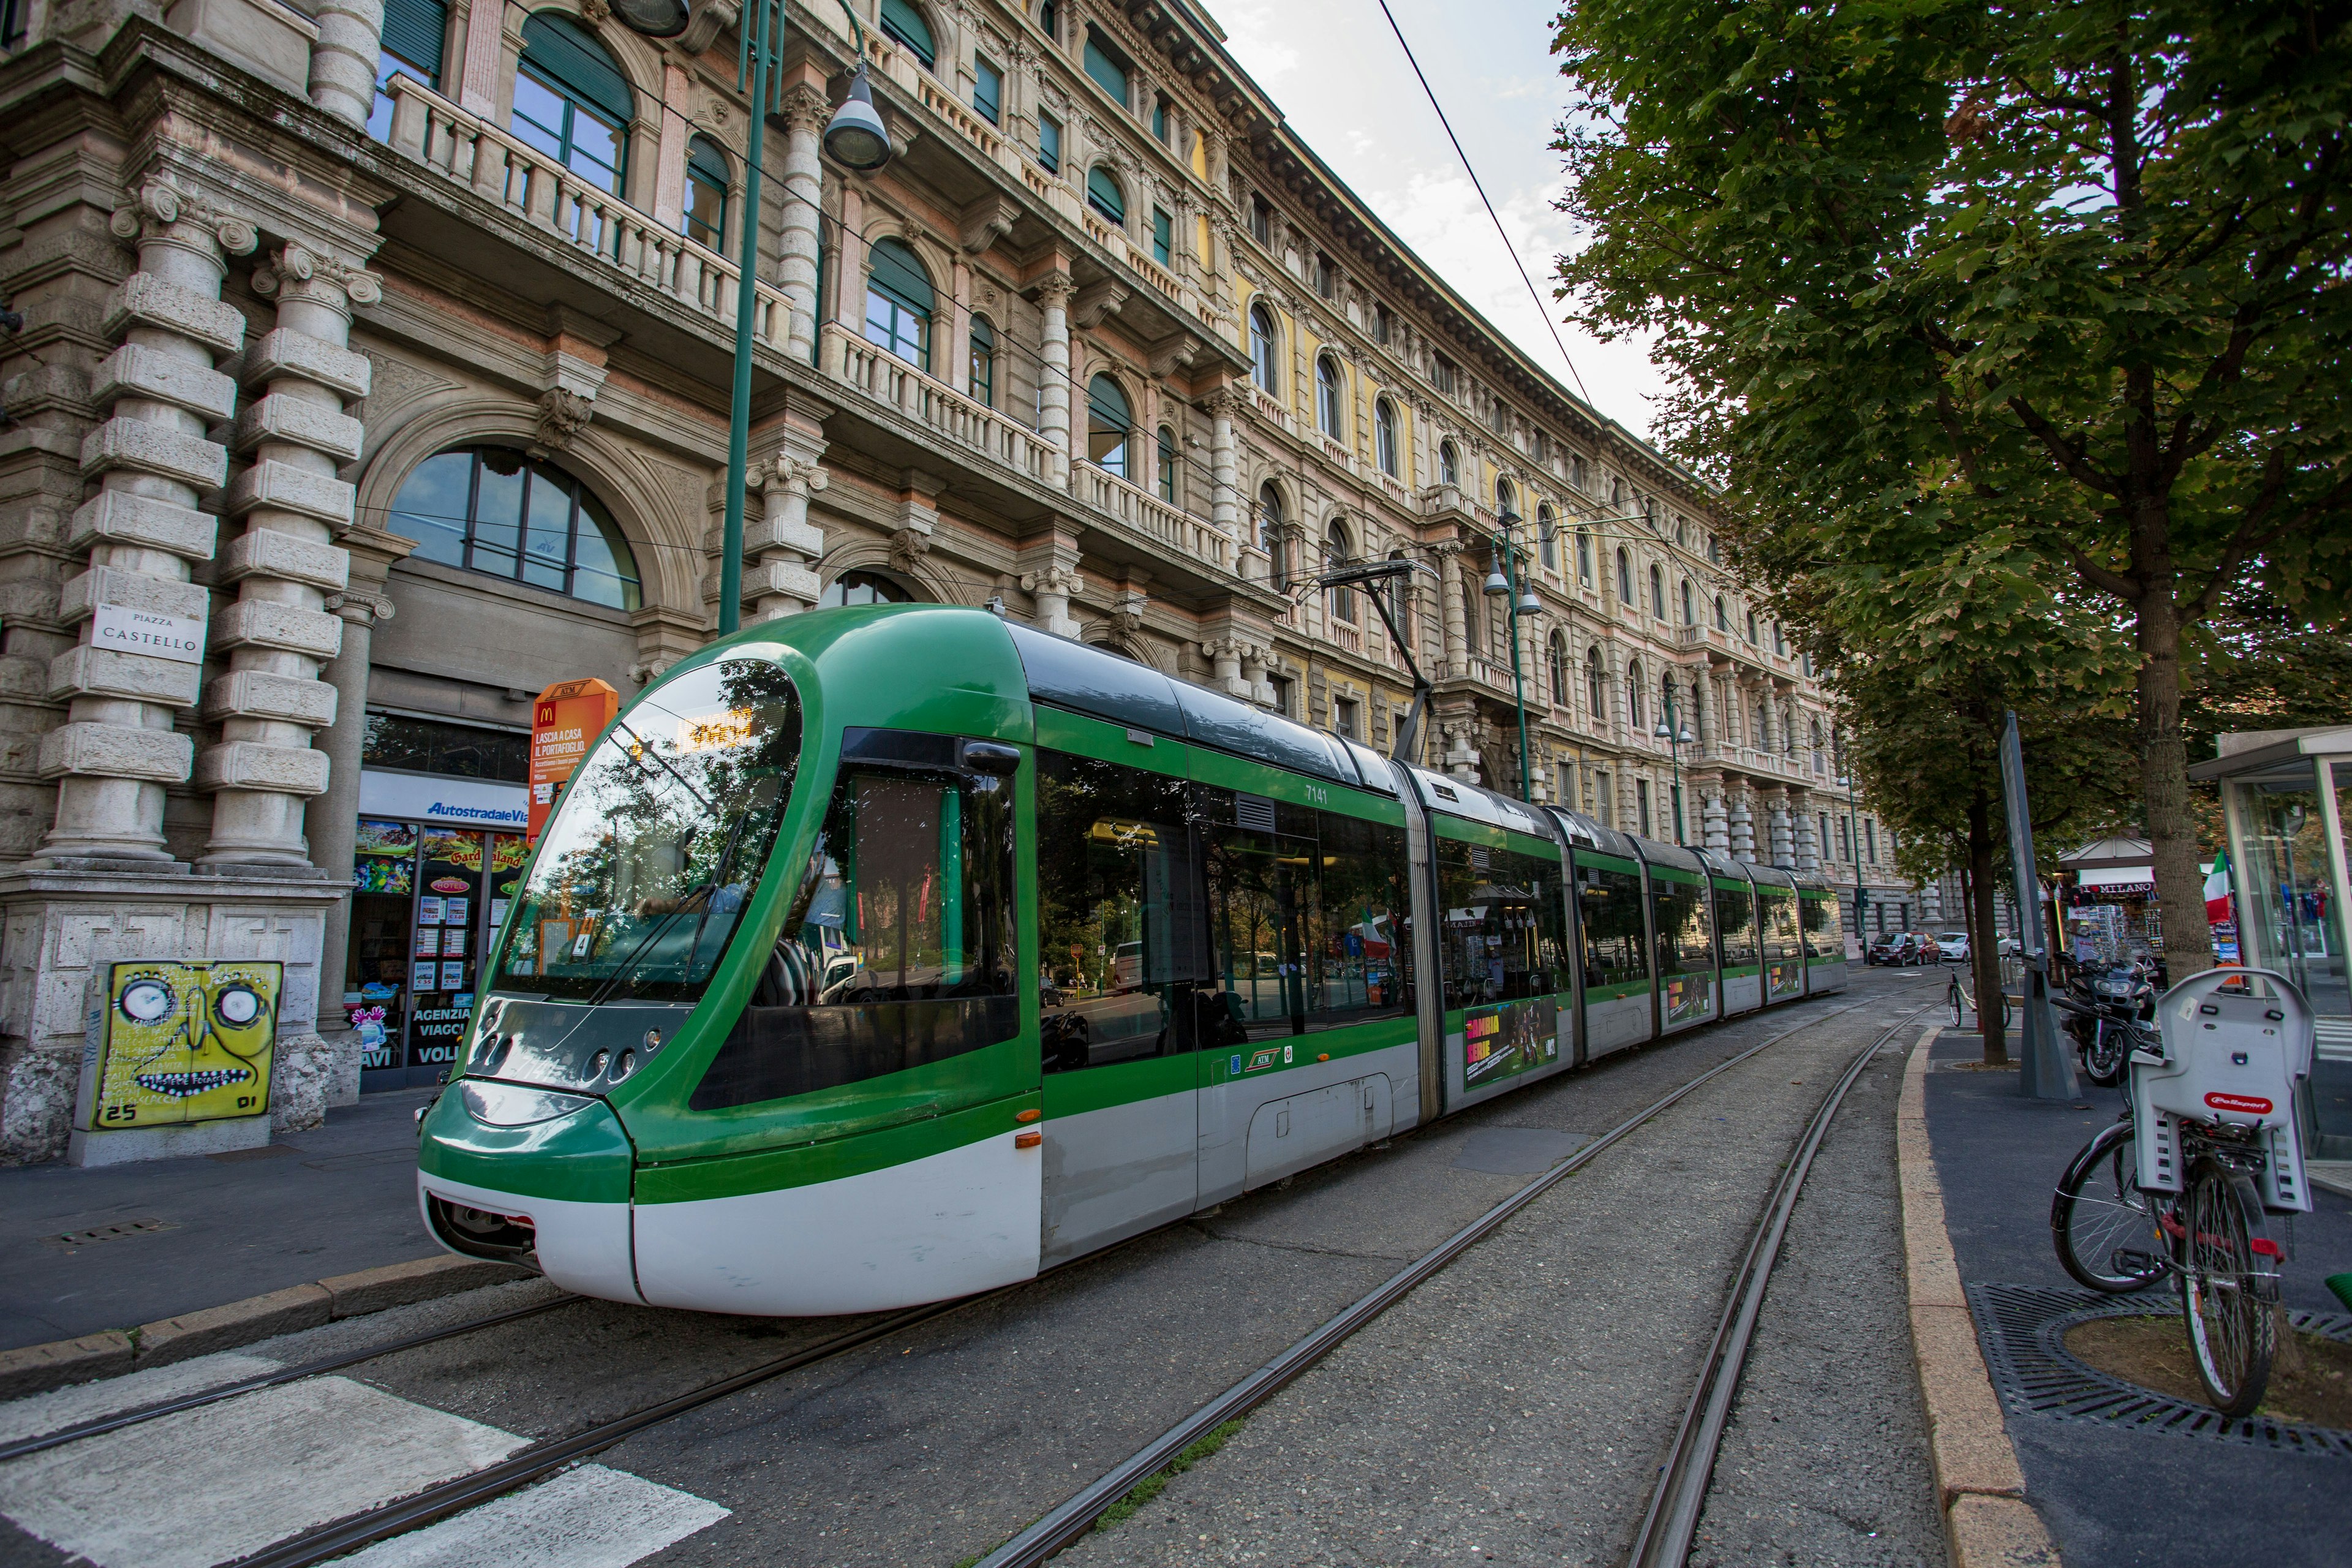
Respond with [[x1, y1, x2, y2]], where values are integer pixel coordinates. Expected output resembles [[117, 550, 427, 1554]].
[[418, 608, 1844, 1314]]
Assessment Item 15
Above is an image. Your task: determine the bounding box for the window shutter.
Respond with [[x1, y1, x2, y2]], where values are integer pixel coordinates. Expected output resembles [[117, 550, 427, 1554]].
[[519, 12, 633, 126], [381, 0, 447, 80]]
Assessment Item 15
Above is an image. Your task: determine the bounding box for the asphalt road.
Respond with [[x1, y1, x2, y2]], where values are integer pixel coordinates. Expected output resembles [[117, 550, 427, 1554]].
[[0, 973, 1936, 1568]]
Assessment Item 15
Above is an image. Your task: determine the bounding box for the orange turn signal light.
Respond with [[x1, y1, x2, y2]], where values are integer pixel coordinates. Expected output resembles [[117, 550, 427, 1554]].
[[1015, 1108, 1042, 1123], [1014, 1130, 1042, 1148], [1317, 1053, 1330, 1062]]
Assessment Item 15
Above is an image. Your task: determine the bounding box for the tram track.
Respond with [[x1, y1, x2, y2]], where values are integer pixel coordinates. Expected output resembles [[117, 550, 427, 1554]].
[[971, 1001, 1922, 1568]]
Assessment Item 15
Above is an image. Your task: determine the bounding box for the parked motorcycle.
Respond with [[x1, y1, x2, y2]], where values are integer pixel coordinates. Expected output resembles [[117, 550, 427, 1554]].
[[2055, 957, 2161, 1087]]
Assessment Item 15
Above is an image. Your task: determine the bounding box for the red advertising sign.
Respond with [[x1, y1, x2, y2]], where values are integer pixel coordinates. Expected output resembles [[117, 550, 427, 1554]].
[[529, 677, 620, 842]]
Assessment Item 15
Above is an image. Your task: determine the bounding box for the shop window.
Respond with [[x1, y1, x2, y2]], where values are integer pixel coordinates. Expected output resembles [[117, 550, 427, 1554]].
[[880, 0, 935, 69], [1248, 304, 1279, 394], [692, 726, 1018, 1108], [390, 446, 641, 609], [362, 713, 528, 781], [1082, 28, 1129, 105], [681, 134, 729, 251], [1152, 205, 1173, 267], [1157, 424, 1177, 504], [973, 55, 1001, 124], [1434, 836, 1567, 1013], [1086, 165, 1126, 224], [511, 12, 630, 199], [820, 570, 914, 608], [1087, 373, 1132, 480], [1375, 398, 1398, 477], [968, 314, 996, 407], [863, 237, 933, 369], [1038, 111, 1061, 173], [1036, 750, 1196, 1071], [369, 0, 447, 140]]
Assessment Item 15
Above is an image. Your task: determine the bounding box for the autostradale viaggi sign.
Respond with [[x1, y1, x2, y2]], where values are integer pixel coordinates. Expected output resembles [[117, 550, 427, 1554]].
[[91, 603, 203, 663]]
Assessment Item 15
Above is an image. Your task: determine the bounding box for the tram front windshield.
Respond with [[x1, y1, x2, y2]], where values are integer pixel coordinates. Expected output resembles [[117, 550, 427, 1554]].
[[491, 660, 801, 1003]]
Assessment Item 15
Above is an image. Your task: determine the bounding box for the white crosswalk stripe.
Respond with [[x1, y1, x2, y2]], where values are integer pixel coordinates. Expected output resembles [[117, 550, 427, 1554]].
[[336, 1464, 729, 1567], [0, 1351, 279, 1446]]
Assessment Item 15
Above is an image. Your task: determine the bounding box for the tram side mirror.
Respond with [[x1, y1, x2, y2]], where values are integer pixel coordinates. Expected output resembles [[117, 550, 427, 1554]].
[[959, 741, 1022, 777]]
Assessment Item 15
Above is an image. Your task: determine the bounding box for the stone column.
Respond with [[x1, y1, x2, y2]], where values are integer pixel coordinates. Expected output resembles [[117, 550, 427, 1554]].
[[1793, 796, 1820, 872], [1206, 387, 1241, 537], [1433, 541, 1467, 679], [41, 181, 256, 864], [744, 437, 829, 620], [1728, 789, 1755, 859], [1036, 274, 1074, 489], [1202, 637, 1248, 700], [1767, 791, 1795, 869], [306, 579, 393, 1107], [1240, 643, 1274, 707], [1441, 718, 1480, 783], [1023, 565, 1082, 638], [202, 244, 377, 869], [1702, 786, 1730, 854], [778, 85, 827, 361], [308, 0, 384, 127]]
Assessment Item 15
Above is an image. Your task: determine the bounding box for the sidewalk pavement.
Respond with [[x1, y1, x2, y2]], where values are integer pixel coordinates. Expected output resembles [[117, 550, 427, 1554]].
[[1, 1087, 443, 1352], [1924, 1028, 2352, 1568]]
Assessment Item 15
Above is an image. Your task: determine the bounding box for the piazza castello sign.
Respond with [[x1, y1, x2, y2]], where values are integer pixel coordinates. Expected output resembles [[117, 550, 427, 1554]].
[[91, 603, 204, 663]]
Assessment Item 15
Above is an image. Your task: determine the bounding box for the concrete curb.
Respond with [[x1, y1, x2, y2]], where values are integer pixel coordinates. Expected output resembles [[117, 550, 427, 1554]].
[[0, 1254, 527, 1401], [1898, 1025, 2062, 1568]]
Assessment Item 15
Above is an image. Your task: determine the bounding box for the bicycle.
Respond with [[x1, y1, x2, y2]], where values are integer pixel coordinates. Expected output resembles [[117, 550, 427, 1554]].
[[1946, 967, 2013, 1031], [2049, 968, 2313, 1417]]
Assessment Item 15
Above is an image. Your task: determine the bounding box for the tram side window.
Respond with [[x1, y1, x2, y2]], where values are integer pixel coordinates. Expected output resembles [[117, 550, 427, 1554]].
[[1758, 889, 1801, 960], [1799, 894, 1832, 953], [1651, 875, 1713, 978], [1036, 749, 1198, 1072], [1306, 810, 1413, 1027], [1577, 862, 1647, 992], [1202, 791, 1314, 1041], [690, 756, 1017, 1110], [1716, 885, 1758, 969], [1435, 837, 1567, 1012]]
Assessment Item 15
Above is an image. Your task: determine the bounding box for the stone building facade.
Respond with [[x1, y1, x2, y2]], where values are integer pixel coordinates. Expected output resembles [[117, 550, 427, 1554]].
[[0, 0, 1913, 1161]]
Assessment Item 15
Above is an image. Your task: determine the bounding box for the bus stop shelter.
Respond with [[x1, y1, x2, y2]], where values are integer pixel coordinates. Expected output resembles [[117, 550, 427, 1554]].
[[2190, 725, 2351, 1174]]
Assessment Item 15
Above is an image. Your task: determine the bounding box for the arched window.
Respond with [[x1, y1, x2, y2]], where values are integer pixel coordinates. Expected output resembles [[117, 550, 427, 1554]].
[[1156, 424, 1177, 504], [879, 0, 935, 68], [820, 570, 915, 608], [1576, 527, 1593, 584], [1773, 622, 1787, 656], [1315, 355, 1344, 438], [1086, 165, 1126, 224], [1616, 547, 1632, 606], [1548, 631, 1569, 707], [1570, 454, 1587, 492], [390, 445, 641, 609], [1586, 646, 1604, 719], [1375, 397, 1399, 477], [1249, 304, 1279, 394], [1439, 440, 1459, 487], [1537, 504, 1557, 569], [1746, 608, 1759, 644], [1752, 699, 1770, 748], [1258, 482, 1286, 587], [682, 134, 729, 250], [1649, 564, 1665, 619], [1627, 659, 1646, 732], [1714, 594, 1728, 632], [1680, 578, 1694, 625], [1385, 548, 1414, 642], [968, 314, 995, 406], [863, 237, 933, 368], [1610, 478, 1624, 509], [1325, 519, 1355, 624], [1086, 373, 1132, 479], [1496, 477, 1516, 520], [513, 13, 631, 204]]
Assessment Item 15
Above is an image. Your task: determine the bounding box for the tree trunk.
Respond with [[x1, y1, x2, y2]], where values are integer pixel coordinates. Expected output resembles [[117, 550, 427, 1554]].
[[1969, 785, 2007, 1065], [2139, 591, 2214, 982]]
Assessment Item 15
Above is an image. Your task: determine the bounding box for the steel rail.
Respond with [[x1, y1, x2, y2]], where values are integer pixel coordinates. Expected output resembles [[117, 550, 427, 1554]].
[[1624, 1009, 1926, 1568], [0, 1291, 581, 1464], [219, 1292, 989, 1568], [973, 997, 1904, 1568]]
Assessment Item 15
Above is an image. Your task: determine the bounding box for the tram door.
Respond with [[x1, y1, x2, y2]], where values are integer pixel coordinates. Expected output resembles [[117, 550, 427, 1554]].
[[1035, 739, 1203, 1266]]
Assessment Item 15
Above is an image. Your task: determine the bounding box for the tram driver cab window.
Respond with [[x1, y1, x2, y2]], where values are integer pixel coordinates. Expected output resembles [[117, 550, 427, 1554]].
[[691, 729, 1018, 1110]]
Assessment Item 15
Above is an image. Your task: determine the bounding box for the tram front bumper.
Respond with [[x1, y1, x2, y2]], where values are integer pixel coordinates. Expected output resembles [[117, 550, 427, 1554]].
[[417, 1080, 643, 1304]]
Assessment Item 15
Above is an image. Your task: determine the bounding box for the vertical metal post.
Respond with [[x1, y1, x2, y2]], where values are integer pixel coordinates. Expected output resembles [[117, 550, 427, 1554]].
[[2002, 709, 2079, 1098], [719, 0, 780, 639], [1502, 532, 1533, 802]]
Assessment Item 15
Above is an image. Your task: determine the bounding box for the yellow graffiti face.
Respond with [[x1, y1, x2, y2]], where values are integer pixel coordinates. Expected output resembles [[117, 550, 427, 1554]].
[[89, 960, 281, 1129]]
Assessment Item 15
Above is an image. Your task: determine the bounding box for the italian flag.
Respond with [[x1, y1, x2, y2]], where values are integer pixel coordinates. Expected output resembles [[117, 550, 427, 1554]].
[[2204, 848, 2233, 924]]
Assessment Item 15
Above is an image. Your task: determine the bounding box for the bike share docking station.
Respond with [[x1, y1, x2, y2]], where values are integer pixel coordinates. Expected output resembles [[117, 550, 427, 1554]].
[[2134, 967, 2315, 1215]]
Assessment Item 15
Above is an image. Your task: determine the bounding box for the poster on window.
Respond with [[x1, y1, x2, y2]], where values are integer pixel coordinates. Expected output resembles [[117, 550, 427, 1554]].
[[1461, 995, 1559, 1091], [1662, 970, 1715, 1027], [408, 829, 488, 1069]]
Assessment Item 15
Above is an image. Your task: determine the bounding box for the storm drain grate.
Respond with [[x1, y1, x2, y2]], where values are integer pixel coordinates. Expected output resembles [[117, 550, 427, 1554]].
[[43, 1218, 179, 1249], [1970, 1281, 2352, 1458]]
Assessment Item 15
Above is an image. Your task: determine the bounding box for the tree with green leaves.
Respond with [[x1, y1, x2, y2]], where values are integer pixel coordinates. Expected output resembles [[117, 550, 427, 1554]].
[[1551, 0, 2352, 983]]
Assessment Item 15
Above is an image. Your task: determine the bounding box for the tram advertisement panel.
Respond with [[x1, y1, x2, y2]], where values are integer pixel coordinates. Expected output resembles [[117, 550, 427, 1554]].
[[81, 960, 281, 1129], [1462, 995, 1559, 1091], [410, 828, 487, 1070]]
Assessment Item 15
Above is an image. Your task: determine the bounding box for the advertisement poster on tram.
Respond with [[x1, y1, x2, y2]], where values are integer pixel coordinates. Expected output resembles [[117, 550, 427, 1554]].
[[1663, 971, 1716, 1027], [529, 677, 620, 842], [1461, 995, 1559, 1091]]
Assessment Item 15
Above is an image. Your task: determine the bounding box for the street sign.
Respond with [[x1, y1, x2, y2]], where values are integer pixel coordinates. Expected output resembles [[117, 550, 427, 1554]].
[[529, 677, 620, 842]]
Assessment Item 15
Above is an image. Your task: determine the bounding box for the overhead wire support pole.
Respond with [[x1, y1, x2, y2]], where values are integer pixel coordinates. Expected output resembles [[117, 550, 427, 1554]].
[[1312, 558, 1438, 765], [718, 0, 783, 639]]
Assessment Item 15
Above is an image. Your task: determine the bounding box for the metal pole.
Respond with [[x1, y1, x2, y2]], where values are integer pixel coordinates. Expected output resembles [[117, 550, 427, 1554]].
[[718, 0, 778, 639], [1665, 687, 1684, 845], [1502, 533, 1532, 802], [2001, 709, 2079, 1099]]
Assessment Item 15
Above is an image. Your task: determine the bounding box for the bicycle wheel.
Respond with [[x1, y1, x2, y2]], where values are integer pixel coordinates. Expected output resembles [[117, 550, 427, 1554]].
[[2052, 1123, 2166, 1292], [2179, 1159, 2277, 1417], [1950, 980, 1966, 1029]]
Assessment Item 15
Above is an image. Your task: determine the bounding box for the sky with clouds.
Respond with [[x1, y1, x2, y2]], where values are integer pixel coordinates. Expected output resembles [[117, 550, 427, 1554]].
[[1210, 0, 1669, 442]]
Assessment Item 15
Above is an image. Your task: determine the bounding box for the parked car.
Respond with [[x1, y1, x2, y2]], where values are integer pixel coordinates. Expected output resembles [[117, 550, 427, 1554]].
[[1868, 932, 1928, 967], [1936, 932, 1970, 963]]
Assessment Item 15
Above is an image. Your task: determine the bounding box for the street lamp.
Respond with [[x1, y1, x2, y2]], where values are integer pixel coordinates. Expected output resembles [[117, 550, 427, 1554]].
[[609, 0, 895, 636], [1652, 688, 1694, 845], [1836, 757, 1865, 944], [1483, 510, 1540, 802]]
